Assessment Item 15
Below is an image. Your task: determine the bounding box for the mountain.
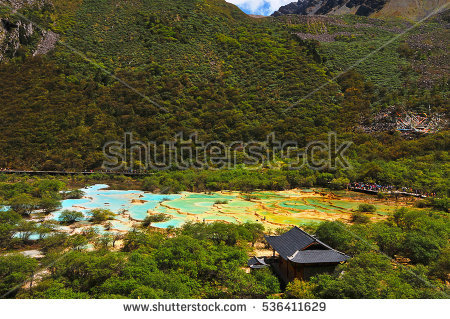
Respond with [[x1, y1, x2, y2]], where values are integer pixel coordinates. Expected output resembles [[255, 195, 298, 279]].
[[272, 0, 449, 20], [0, 0, 448, 170], [0, 0, 340, 169]]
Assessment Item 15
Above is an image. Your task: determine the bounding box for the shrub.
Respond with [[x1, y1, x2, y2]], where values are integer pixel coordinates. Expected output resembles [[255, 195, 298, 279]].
[[414, 197, 448, 212], [142, 177, 159, 192], [243, 195, 257, 201], [142, 214, 171, 227], [58, 210, 84, 224], [104, 222, 112, 231], [9, 194, 37, 216], [89, 209, 115, 224], [214, 200, 228, 205], [377, 192, 387, 199], [351, 212, 371, 224], [285, 279, 316, 299], [38, 197, 62, 214], [63, 189, 85, 199], [329, 177, 350, 190], [428, 197, 449, 212], [357, 204, 377, 213]]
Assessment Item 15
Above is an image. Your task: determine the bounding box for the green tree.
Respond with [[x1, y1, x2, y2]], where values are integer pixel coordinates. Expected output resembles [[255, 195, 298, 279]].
[[142, 214, 171, 227], [40, 233, 69, 252], [32, 179, 65, 198], [142, 177, 160, 192], [58, 210, 84, 225], [251, 268, 280, 296], [129, 286, 161, 299], [35, 221, 57, 240], [429, 246, 450, 281], [0, 210, 22, 248], [351, 212, 371, 224], [63, 189, 85, 200], [403, 232, 442, 265], [38, 196, 62, 214], [18, 279, 90, 299], [122, 231, 162, 252], [0, 254, 38, 298], [314, 221, 374, 255], [89, 209, 115, 224], [285, 279, 316, 299], [111, 233, 123, 248], [68, 234, 89, 250], [96, 234, 112, 250], [16, 220, 37, 242], [9, 193, 37, 216], [313, 253, 418, 299], [357, 204, 377, 213], [369, 222, 405, 257], [50, 251, 126, 293], [329, 177, 350, 190], [242, 222, 265, 247]]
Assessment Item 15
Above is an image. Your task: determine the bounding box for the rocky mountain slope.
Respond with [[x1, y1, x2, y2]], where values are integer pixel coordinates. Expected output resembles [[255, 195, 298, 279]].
[[0, 0, 59, 62], [272, 0, 449, 20]]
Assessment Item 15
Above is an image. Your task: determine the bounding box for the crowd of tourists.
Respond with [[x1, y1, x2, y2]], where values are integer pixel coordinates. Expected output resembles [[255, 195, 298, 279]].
[[349, 182, 436, 197]]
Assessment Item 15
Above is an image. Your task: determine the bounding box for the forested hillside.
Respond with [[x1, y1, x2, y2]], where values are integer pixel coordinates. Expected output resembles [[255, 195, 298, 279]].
[[0, 0, 448, 195], [0, 0, 342, 168]]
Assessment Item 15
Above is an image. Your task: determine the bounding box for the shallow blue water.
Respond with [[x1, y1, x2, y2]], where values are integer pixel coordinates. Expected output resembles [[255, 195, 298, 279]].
[[153, 218, 186, 228], [109, 220, 132, 231], [45, 185, 330, 233], [14, 233, 41, 241], [52, 184, 181, 229]]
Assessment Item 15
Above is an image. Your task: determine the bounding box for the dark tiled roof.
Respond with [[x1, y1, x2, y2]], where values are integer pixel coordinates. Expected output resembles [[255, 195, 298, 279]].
[[264, 227, 316, 259], [265, 227, 350, 264], [289, 250, 349, 264], [247, 256, 269, 269]]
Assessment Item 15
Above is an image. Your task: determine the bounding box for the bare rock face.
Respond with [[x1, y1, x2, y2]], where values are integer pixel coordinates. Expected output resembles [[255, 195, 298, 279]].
[[273, 0, 388, 17], [0, 0, 57, 62], [0, 18, 35, 61], [272, 0, 449, 20], [33, 29, 59, 56], [4, 0, 47, 11]]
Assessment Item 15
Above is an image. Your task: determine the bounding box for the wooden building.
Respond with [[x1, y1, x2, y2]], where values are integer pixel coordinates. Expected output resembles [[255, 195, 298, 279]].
[[264, 227, 350, 283]]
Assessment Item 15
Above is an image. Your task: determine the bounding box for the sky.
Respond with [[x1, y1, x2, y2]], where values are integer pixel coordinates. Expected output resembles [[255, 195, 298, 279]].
[[226, 0, 296, 16]]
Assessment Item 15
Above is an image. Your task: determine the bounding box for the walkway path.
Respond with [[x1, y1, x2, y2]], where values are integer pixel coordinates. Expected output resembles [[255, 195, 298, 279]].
[[348, 186, 429, 198], [0, 170, 153, 177]]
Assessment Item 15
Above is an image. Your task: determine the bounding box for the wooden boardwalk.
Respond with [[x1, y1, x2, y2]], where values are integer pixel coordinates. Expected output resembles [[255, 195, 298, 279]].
[[348, 187, 427, 198], [0, 170, 152, 177]]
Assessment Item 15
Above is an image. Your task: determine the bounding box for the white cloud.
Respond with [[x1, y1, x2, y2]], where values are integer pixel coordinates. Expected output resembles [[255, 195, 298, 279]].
[[226, 0, 295, 16]]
